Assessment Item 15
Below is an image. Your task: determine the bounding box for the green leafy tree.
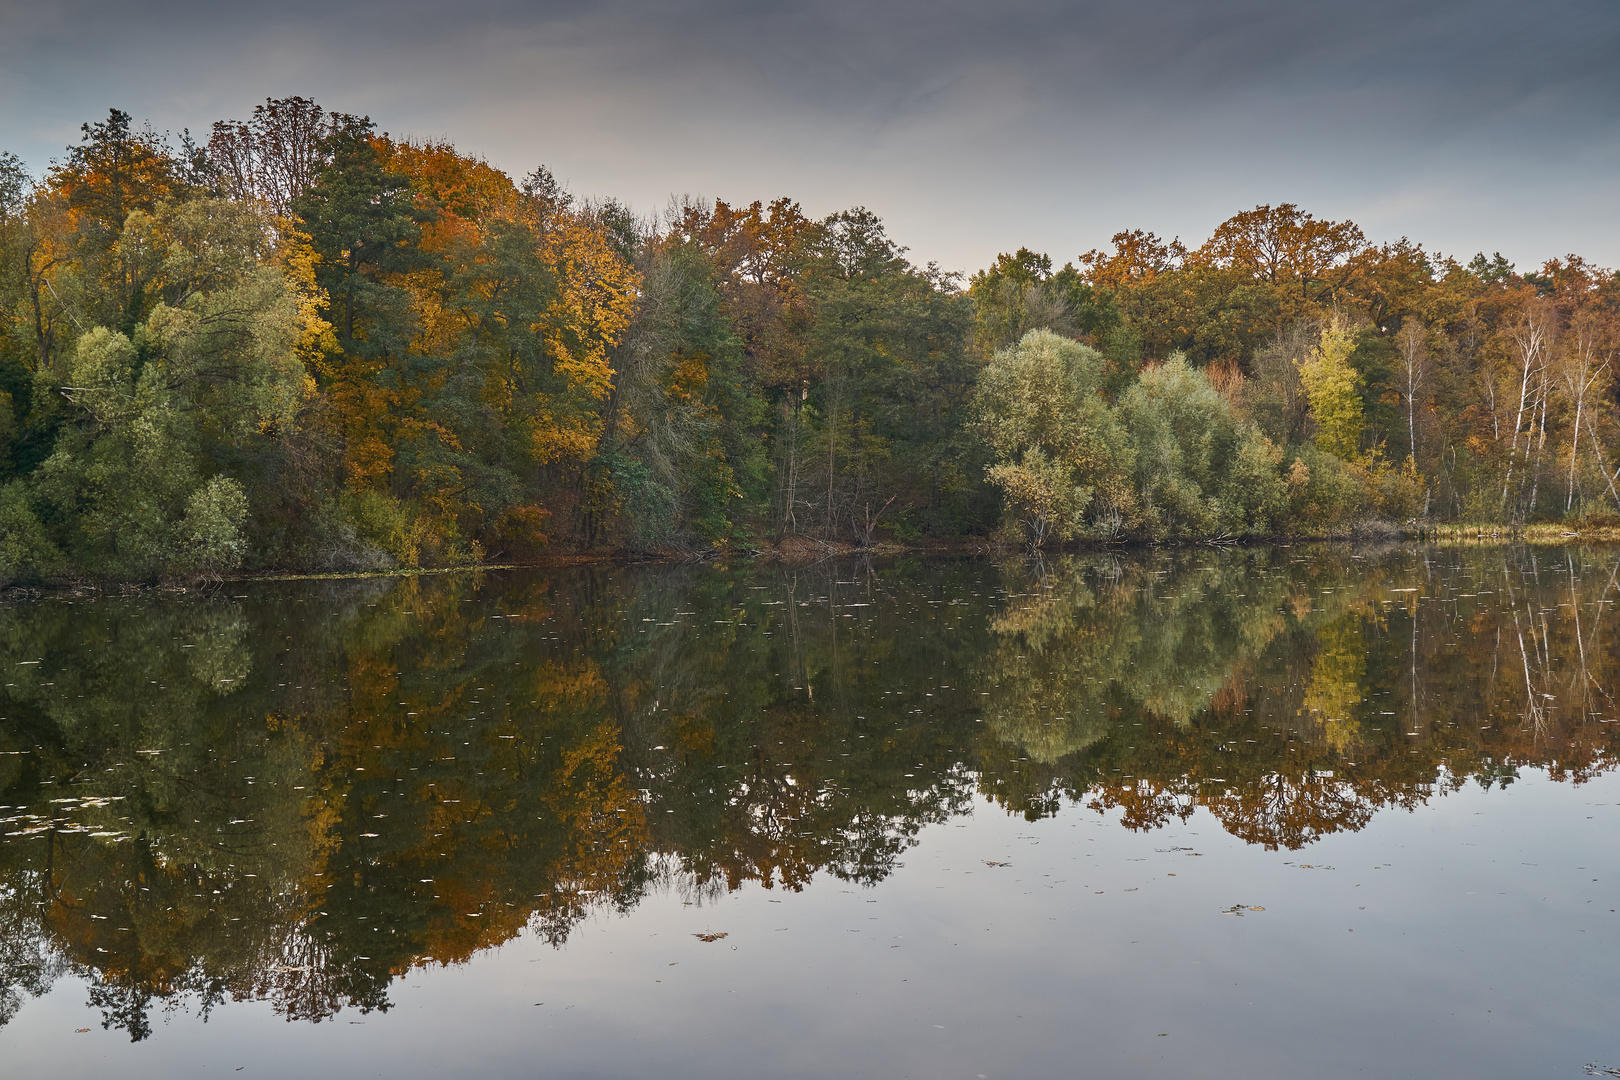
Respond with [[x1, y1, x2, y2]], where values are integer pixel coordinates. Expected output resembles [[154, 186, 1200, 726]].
[[290, 117, 426, 351], [1118, 355, 1286, 539], [967, 248, 1071, 352], [973, 329, 1133, 546], [26, 198, 312, 579], [598, 242, 750, 549]]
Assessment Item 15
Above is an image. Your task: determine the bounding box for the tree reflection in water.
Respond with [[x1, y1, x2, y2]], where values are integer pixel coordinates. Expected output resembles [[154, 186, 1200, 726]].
[[0, 545, 1615, 1036]]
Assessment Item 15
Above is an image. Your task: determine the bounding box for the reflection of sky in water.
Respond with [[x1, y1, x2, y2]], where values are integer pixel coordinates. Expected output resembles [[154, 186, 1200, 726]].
[[0, 546, 1617, 1077], [11, 772, 1619, 1079]]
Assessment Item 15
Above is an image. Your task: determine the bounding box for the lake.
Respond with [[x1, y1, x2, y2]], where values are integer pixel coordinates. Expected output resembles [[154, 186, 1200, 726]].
[[0, 545, 1616, 1079]]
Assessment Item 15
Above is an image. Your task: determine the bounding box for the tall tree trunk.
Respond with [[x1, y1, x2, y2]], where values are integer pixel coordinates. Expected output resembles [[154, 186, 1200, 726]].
[[1566, 381, 1583, 513], [779, 399, 800, 538], [826, 399, 835, 540]]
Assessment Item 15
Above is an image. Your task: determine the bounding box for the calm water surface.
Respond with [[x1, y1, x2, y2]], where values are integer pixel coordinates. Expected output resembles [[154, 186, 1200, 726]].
[[0, 545, 1617, 1078]]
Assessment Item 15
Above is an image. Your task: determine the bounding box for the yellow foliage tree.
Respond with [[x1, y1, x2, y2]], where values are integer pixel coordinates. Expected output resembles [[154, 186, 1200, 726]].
[[1297, 315, 1364, 460]]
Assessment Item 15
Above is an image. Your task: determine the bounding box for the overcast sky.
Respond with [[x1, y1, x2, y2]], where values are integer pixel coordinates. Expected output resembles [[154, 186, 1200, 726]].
[[2, 0, 1615, 276]]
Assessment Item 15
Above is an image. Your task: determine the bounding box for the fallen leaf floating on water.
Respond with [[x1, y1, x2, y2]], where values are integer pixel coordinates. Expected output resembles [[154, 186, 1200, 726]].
[[693, 932, 728, 942]]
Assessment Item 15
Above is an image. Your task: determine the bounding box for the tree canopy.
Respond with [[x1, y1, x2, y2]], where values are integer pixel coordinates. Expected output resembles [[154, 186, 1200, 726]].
[[1, 101, 1618, 579]]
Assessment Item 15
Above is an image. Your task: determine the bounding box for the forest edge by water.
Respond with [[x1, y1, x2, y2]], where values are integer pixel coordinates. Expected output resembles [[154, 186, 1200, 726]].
[[4, 99, 1620, 585]]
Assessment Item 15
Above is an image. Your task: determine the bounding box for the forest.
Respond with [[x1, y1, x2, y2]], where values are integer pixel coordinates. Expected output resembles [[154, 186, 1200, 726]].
[[1, 99, 1618, 580]]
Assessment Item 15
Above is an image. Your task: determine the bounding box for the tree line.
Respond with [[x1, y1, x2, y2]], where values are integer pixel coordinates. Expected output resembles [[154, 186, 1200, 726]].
[[1, 100, 1617, 579]]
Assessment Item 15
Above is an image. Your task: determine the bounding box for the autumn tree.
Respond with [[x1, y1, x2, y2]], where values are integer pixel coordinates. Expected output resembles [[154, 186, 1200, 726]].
[[1297, 315, 1365, 460], [1395, 318, 1429, 461], [1194, 203, 1366, 304], [1079, 229, 1186, 290]]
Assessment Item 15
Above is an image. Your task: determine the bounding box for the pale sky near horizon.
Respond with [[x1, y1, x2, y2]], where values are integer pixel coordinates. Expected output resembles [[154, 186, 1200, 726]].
[[1, 0, 1615, 277]]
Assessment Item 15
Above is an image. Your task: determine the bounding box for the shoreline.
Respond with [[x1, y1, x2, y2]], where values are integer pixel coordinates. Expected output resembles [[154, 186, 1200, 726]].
[[8, 523, 1620, 597]]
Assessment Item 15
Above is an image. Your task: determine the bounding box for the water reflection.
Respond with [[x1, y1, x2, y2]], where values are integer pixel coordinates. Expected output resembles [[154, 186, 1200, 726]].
[[0, 546, 1616, 1037]]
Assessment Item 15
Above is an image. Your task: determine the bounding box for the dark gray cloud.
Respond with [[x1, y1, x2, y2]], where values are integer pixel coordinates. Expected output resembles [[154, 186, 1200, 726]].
[[2, 0, 1616, 273]]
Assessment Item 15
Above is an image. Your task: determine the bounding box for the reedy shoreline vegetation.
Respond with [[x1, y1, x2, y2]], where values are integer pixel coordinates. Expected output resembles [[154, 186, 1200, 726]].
[[1, 99, 1618, 582]]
